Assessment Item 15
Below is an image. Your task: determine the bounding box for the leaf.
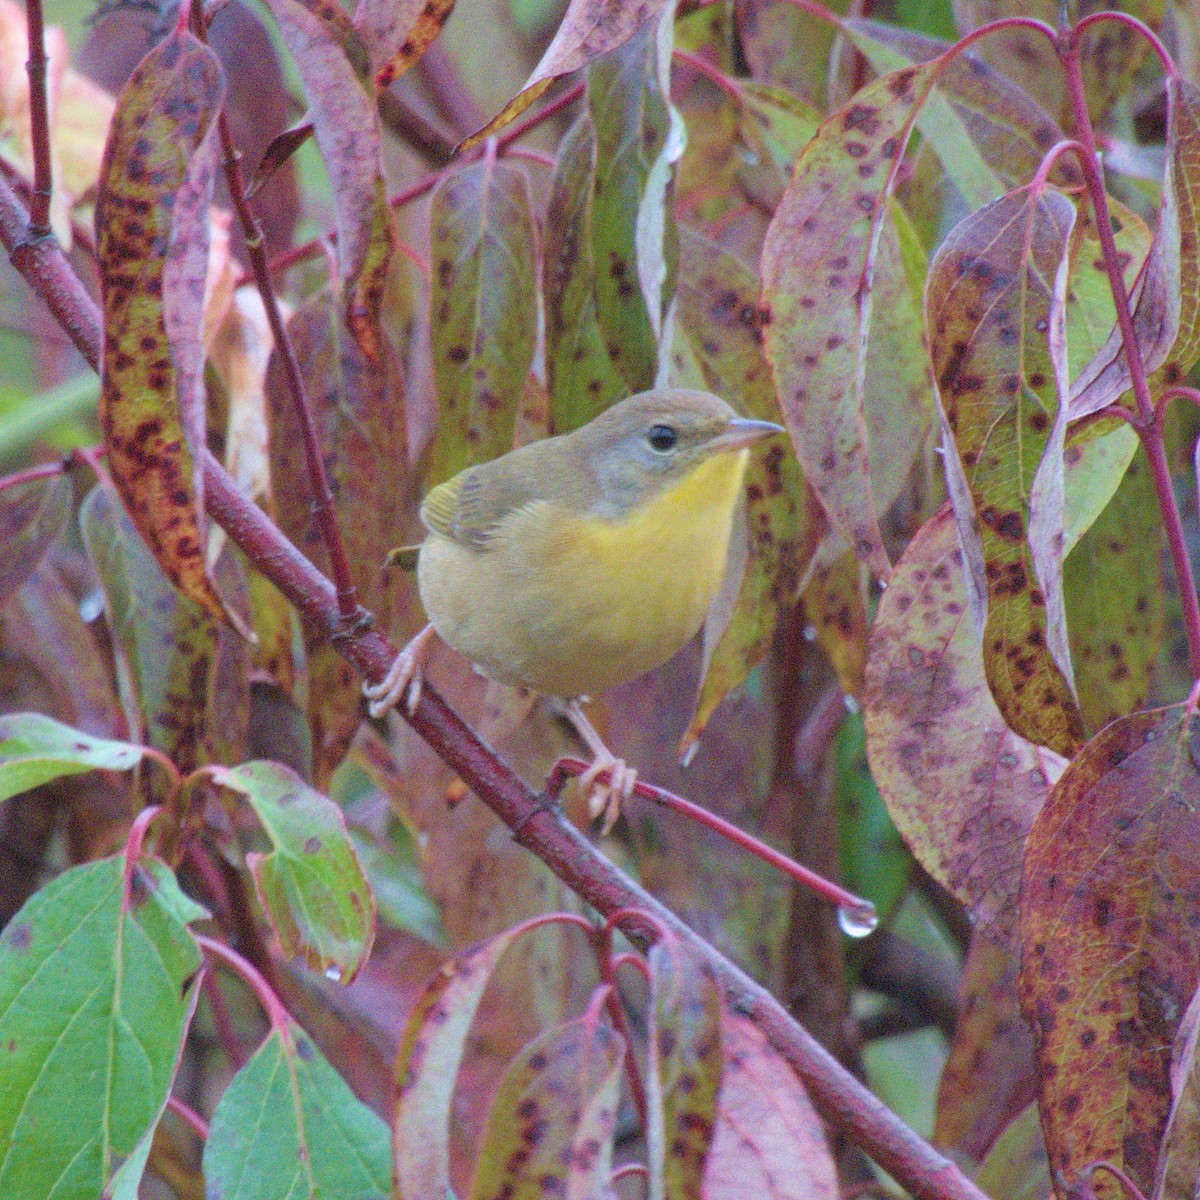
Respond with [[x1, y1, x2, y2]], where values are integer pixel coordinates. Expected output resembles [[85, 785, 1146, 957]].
[[702, 1015, 838, 1199], [761, 63, 934, 581], [0, 474, 70, 607], [360, 0, 456, 86], [0, 853, 204, 1200], [266, 291, 409, 784], [834, 710, 910, 926], [213, 760, 375, 983], [203, 1021, 390, 1200], [802, 549, 868, 700], [543, 113, 628, 432], [466, 0, 673, 146], [95, 29, 243, 633], [587, 21, 682, 393], [393, 924, 535, 1200], [1154, 982, 1200, 1200], [646, 940, 722, 1198], [674, 227, 820, 749], [974, 1102, 1052, 1200], [933, 937, 1037, 1166], [468, 1005, 623, 1200], [0, 711, 145, 802], [843, 19, 1082, 206], [863, 506, 1065, 944], [427, 157, 538, 484], [1064, 444, 1164, 733], [80, 485, 251, 783], [1069, 77, 1200, 418], [1018, 701, 1200, 1198], [927, 185, 1083, 757], [264, 0, 396, 361]]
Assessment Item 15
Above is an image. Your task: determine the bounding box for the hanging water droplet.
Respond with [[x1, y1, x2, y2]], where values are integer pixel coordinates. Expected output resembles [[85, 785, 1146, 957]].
[[837, 901, 878, 939], [843, 694, 860, 715], [803, 624, 818, 642], [324, 964, 342, 982]]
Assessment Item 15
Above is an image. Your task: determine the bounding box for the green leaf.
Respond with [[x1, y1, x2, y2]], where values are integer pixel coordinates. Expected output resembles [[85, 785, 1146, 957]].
[[544, 114, 628, 431], [835, 710, 909, 926], [587, 21, 682, 393], [213, 761, 375, 983], [428, 158, 538, 484], [203, 1022, 390, 1200], [1064, 445, 1164, 733], [0, 855, 203, 1199], [646, 941, 722, 1199], [0, 474, 71, 607], [468, 1006, 623, 1200], [96, 29, 242, 632], [927, 186, 1083, 757], [0, 711, 145, 802], [1019, 702, 1200, 1198], [349, 827, 447, 947]]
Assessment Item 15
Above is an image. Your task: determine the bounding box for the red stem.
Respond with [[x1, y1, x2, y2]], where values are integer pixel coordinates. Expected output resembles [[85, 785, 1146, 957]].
[[23, 0, 53, 236], [166, 1095, 210, 1140], [0, 163, 988, 1200], [0, 459, 66, 491], [596, 929, 649, 1133], [1059, 37, 1200, 676], [196, 934, 292, 1033]]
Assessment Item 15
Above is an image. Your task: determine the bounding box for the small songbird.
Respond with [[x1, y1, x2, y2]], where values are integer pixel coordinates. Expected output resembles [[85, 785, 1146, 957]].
[[364, 388, 783, 827]]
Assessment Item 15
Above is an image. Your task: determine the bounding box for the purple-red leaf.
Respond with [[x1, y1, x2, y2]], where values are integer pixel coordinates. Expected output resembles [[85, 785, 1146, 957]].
[[863, 506, 1064, 944], [0, 474, 70, 607], [264, 0, 396, 362], [761, 63, 934, 581], [1019, 701, 1200, 1198], [703, 1015, 837, 1199]]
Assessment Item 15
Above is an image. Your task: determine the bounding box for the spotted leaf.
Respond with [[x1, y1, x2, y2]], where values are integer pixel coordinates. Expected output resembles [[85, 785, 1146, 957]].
[[927, 185, 1083, 757], [1019, 701, 1200, 1199]]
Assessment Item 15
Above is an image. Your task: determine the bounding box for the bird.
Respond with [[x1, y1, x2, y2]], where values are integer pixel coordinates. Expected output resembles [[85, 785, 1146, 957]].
[[364, 387, 784, 828]]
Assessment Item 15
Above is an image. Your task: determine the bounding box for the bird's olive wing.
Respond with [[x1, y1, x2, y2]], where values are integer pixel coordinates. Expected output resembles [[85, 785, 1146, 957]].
[[419, 462, 541, 551]]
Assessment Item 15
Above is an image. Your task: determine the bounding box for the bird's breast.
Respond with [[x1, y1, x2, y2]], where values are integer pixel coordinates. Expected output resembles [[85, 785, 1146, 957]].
[[418, 450, 750, 697]]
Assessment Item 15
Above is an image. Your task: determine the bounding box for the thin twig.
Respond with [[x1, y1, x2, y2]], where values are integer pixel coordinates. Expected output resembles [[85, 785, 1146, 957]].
[[23, 0, 53, 236]]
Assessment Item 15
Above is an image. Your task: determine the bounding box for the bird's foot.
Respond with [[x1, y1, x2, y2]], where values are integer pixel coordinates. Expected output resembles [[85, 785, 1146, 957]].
[[565, 700, 636, 833], [363, 623, 437, 718]]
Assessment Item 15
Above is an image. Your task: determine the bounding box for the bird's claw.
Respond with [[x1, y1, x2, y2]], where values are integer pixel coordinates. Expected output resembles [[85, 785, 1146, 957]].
[[363, 624, 435, 718], [581, 754, 637, 834]]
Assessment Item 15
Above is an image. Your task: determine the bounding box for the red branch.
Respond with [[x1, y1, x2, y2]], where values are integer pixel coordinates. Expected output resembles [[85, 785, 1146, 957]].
[[0, 169, 987, 1200]]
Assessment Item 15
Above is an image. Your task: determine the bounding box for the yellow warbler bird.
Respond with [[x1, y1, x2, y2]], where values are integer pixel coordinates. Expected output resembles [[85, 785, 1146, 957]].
[[364, 388, 783, 826]]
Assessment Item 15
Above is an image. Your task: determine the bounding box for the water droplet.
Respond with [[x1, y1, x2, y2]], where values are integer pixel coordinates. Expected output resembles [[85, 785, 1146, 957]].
[[679, 740, 699, 768], [843, 694, 860, 714], [79, 589, 105, 622], [877, 579, 887, 589], [324, 965, 342, 982], [837, 901, 878, 939], [803, 624, 818, 642]]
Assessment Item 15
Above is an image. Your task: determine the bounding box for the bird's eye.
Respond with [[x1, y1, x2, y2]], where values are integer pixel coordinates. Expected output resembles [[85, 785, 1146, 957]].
[[647, 424, 678, 452]]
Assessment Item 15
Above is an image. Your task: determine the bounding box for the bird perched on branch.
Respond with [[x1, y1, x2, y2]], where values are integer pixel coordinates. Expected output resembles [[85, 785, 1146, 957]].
[[364, 388, 783, 828]]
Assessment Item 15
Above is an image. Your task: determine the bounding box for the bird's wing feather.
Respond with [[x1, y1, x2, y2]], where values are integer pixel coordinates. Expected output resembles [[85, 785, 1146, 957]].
[[420, 460, 545, 550]]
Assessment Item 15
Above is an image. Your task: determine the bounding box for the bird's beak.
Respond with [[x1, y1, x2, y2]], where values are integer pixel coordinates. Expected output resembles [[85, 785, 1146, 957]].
[[708, 416, 786, 453]]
